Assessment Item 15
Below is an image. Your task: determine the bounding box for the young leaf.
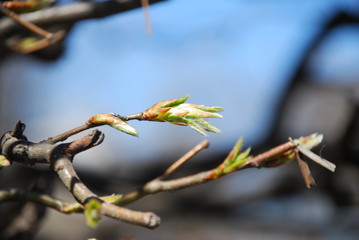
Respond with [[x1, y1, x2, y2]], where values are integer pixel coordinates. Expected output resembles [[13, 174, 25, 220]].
[[162, 95, 189, 108], [101, 194, 123, 204], [87, 113, 138, 136], [84, 198, 102, 228], [225, 147, 251, 172], [212, 138, 252, 178], [142, 96, 223, 135]]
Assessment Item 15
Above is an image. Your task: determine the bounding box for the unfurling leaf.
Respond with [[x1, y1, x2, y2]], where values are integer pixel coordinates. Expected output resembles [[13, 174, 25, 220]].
[[141, 95, 223, 136], [87, 113, 138, 136], [84, 198, 102, 228], [211, 138, 252, 179], [101, 194, 123, 204]]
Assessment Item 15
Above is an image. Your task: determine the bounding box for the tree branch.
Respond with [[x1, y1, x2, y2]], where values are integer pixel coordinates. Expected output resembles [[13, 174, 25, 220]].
[[0, 188, 81, 213], [1, 122, 160, 228], [119, 134, 330, 205], [159, 140, 209, 179], [45, 123, 93, 144], [52, 155, 160, 228], [1, 117, 334, 229], [0, 188, 126, 215], [0, 0, 166, 36], [0, 5, 52, 38]]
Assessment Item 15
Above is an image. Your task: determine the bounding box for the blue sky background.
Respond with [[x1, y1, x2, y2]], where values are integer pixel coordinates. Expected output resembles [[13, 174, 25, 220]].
[[1, 0, 358, 170]]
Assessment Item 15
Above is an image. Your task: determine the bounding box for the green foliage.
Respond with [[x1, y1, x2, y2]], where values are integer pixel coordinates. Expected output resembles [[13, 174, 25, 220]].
[[84, 198, 102, 228], [101, 194, 123, 204], [142, 95, 223, 136], [213, 138, 252, 178], [162, 95, 189, 108]]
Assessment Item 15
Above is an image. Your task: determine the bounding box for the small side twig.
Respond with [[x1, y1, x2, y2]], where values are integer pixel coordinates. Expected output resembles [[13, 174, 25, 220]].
[[295, 150, 316, 188], [0, 188, 81, 213], [0, 5, 65, 53], [159, 140, 209, 179], [240, 140, 298, 169], [63, 129, 104, 156], [119, 134, 334, 205], [45, 123, 93, 144], [0, 5, 50, 38], [0, 188, 125, 214], [141, 0, 152, 34], [6, 30, 66, 54]]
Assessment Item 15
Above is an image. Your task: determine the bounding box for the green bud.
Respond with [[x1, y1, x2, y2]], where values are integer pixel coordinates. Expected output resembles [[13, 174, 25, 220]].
[[84, 198, 102, 228], [88, 114, 138, 136], [142, 96, 223, 136]]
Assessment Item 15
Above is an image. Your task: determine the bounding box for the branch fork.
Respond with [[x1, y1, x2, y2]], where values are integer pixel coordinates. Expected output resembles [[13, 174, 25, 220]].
[[0, 121, 160, 229]]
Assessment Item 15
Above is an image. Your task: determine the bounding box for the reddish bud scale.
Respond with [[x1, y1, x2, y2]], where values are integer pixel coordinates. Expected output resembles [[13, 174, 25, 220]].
[[87, 114, 112, 125], [3, 1, 48, 13], [141, 111, 160, 120]]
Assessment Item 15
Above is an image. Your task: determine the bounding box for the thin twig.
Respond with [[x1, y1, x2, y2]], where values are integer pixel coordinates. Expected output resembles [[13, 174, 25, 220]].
[[0, 5, 67, 53], [0, 188, 81, 213], [0, 5, 51, 38], [119, 170, 212, 206], [0, 0, 166, 36], [0, 188, 125, 214], [295, 151, 316, 188], [120, 139, 295, 205], [240, 140, 297, 169], [46, 112, 145, 144], [6, 30, 66, 54], [64, 129, 104, 156], [116, 112, 143, 121], [141, 0, 152, 34], [159, 140, 209, 179], [119, 134, 328, 206], [45, 123, 93, 144]]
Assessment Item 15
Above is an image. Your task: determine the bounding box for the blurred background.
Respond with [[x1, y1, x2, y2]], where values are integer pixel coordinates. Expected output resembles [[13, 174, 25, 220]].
[[0, 0, 358, 239]]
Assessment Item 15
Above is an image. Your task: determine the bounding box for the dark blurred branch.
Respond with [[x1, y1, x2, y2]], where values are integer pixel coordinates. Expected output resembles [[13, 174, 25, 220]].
[[267, 10, 359, 144], [0, 0, 166, 36], [0, 5, 52, 38]]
